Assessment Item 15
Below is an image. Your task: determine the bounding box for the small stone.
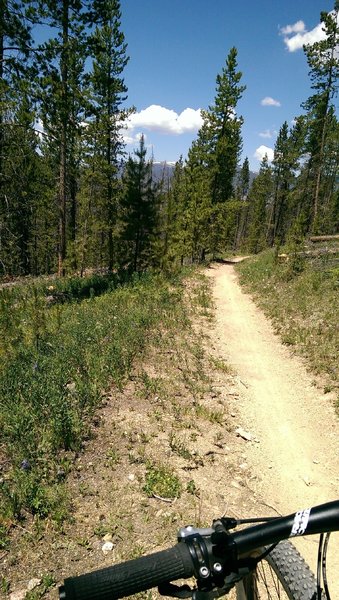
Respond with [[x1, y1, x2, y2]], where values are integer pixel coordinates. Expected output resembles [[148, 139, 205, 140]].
[[235, 427, 253, 441], [102, 541, 114, 554], [10, 591, 26, 600], [27, 578, 42, 591], [231, 480, 242, 490], [128, 474, 135, 481]]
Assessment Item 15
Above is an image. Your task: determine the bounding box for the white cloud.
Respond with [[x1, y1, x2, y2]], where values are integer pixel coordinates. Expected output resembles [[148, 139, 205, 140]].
[[259, 129, 274, 139], [126, 104, 203, 135], [261, 97, 281, 107], [254, 145, 274, 163], [122, 131, 146, 145], [280, 20, 306, 35], [281, 20, 327, 52]]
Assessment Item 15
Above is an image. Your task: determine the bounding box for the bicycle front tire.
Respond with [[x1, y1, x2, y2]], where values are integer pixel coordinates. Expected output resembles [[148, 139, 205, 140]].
[[236, 539, 318, 600]]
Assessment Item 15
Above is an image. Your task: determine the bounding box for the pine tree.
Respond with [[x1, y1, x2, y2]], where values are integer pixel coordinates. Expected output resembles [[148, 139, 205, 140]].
[[320, 113, 339, 233], [234, 156, 250, 248], [160, 156, 185, 269], [0, 0, 36, 275], [245, 155, 273, 253], [237, 157, 250, 200], [36, 0, 88, 275], [302, 4, 339, 231], [184, 127, 213, 262], [287, 118, 309, 237], [202, 47, 246, 255], [266, 122, 301, 246], [207, 47, 245, 202], [85, 0, 130, 270], [120, 135, 159, 273]]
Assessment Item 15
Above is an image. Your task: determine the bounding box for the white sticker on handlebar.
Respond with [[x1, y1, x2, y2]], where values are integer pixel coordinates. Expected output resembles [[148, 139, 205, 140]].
[[290, 508, 311, 537]]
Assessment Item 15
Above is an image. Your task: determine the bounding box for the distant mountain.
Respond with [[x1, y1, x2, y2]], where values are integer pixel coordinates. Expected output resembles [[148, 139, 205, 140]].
[[151, 161, 257, 187], [152, 161, 176, 182]]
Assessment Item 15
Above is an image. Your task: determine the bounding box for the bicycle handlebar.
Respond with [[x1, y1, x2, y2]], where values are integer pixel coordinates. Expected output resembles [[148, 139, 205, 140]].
[[233, 500, 339, 555], [59, 500, 339, 600], [59, 544, 194, 600]]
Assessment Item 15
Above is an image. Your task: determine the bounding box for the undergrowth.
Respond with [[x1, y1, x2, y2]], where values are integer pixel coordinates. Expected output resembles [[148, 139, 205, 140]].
[[236, 249, 338, 402], [0, 270, 190, 532]]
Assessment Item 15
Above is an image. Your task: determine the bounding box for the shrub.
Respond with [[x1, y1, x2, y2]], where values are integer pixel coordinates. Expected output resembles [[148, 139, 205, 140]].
[[143, 462, 182, 499]]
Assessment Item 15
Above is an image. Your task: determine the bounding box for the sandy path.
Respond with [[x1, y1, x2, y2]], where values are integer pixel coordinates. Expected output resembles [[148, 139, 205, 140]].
[[205, 262, 339, 594]]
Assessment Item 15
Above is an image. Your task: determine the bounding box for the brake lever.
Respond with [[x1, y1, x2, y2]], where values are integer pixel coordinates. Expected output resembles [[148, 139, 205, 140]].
[[158, 582, 193, 598], [158, 582, 225, 600]]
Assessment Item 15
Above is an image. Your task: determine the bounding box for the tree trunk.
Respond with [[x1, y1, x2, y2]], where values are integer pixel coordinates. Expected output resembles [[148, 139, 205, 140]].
[[58, 129, 67, 276], [0, 1, 5, 193], [309, 234, 339, 242], [58, 0, 69, 276], [312, 27, 336, 229]]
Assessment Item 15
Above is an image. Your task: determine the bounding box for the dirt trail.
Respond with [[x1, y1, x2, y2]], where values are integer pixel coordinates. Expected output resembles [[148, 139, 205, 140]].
[[2, 264, 339, 599], [205, 262, 339, 594]]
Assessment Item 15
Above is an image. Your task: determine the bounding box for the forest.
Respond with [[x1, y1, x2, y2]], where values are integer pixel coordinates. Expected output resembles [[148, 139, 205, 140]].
[[0, 1, 338, 279]]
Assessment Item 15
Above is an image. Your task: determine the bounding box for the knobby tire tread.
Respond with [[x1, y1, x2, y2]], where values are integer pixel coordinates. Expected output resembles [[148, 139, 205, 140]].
[[238, 539, 318, 600]]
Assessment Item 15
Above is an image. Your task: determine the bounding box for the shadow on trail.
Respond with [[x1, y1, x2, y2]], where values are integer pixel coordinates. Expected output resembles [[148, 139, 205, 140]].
[[209, 256, 251, 266]]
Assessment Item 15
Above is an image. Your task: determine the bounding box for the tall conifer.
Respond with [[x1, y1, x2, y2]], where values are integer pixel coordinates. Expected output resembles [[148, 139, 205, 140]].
[[121, 135, 159, 272], [85, 0, 130, 270], [302, 5, 339, 231], [36, 0, 88, 274]]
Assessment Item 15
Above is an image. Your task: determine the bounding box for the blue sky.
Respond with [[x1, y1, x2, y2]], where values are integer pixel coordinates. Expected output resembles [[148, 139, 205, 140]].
[[120, 0, 336, 171]]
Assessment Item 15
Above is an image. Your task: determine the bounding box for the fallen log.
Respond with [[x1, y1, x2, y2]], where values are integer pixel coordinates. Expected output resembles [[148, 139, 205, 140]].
[[278, 248, 339, 261], [309, 235, 339, 242]]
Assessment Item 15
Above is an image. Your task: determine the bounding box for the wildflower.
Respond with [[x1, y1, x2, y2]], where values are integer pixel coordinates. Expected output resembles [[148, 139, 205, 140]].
[[20, 459, 31, 471]]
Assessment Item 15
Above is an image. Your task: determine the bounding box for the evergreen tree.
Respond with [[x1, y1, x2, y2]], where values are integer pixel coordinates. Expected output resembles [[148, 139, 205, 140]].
[[0, 95, 40, 274], [0, 0, 36, 275], [160, 156, 185, 269], [266, 122, 300, 246], [302, 4, 339, 231], [234, 156, 250, 248], [85, 0, 130, 270], [207, 47, 245, 203], [245, 155, 273, 253], [320, 113, 339, 233], [36, 0, 88, 275], [237, 156, 250, 200], [280, 116, 309, 237], [202, 47, 246, 255], [120, 135, 159, 272], [184, 133, 212, 263]]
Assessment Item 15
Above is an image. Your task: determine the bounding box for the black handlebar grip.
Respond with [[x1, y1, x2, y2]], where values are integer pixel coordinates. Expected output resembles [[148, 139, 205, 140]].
[[59, 543, 194, 600]]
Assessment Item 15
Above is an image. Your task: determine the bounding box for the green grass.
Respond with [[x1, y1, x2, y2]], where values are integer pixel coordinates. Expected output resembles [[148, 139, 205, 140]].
[[143, 462, 182, 499], [0, 270, 189, 531], [236, 249, 339, 400]]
